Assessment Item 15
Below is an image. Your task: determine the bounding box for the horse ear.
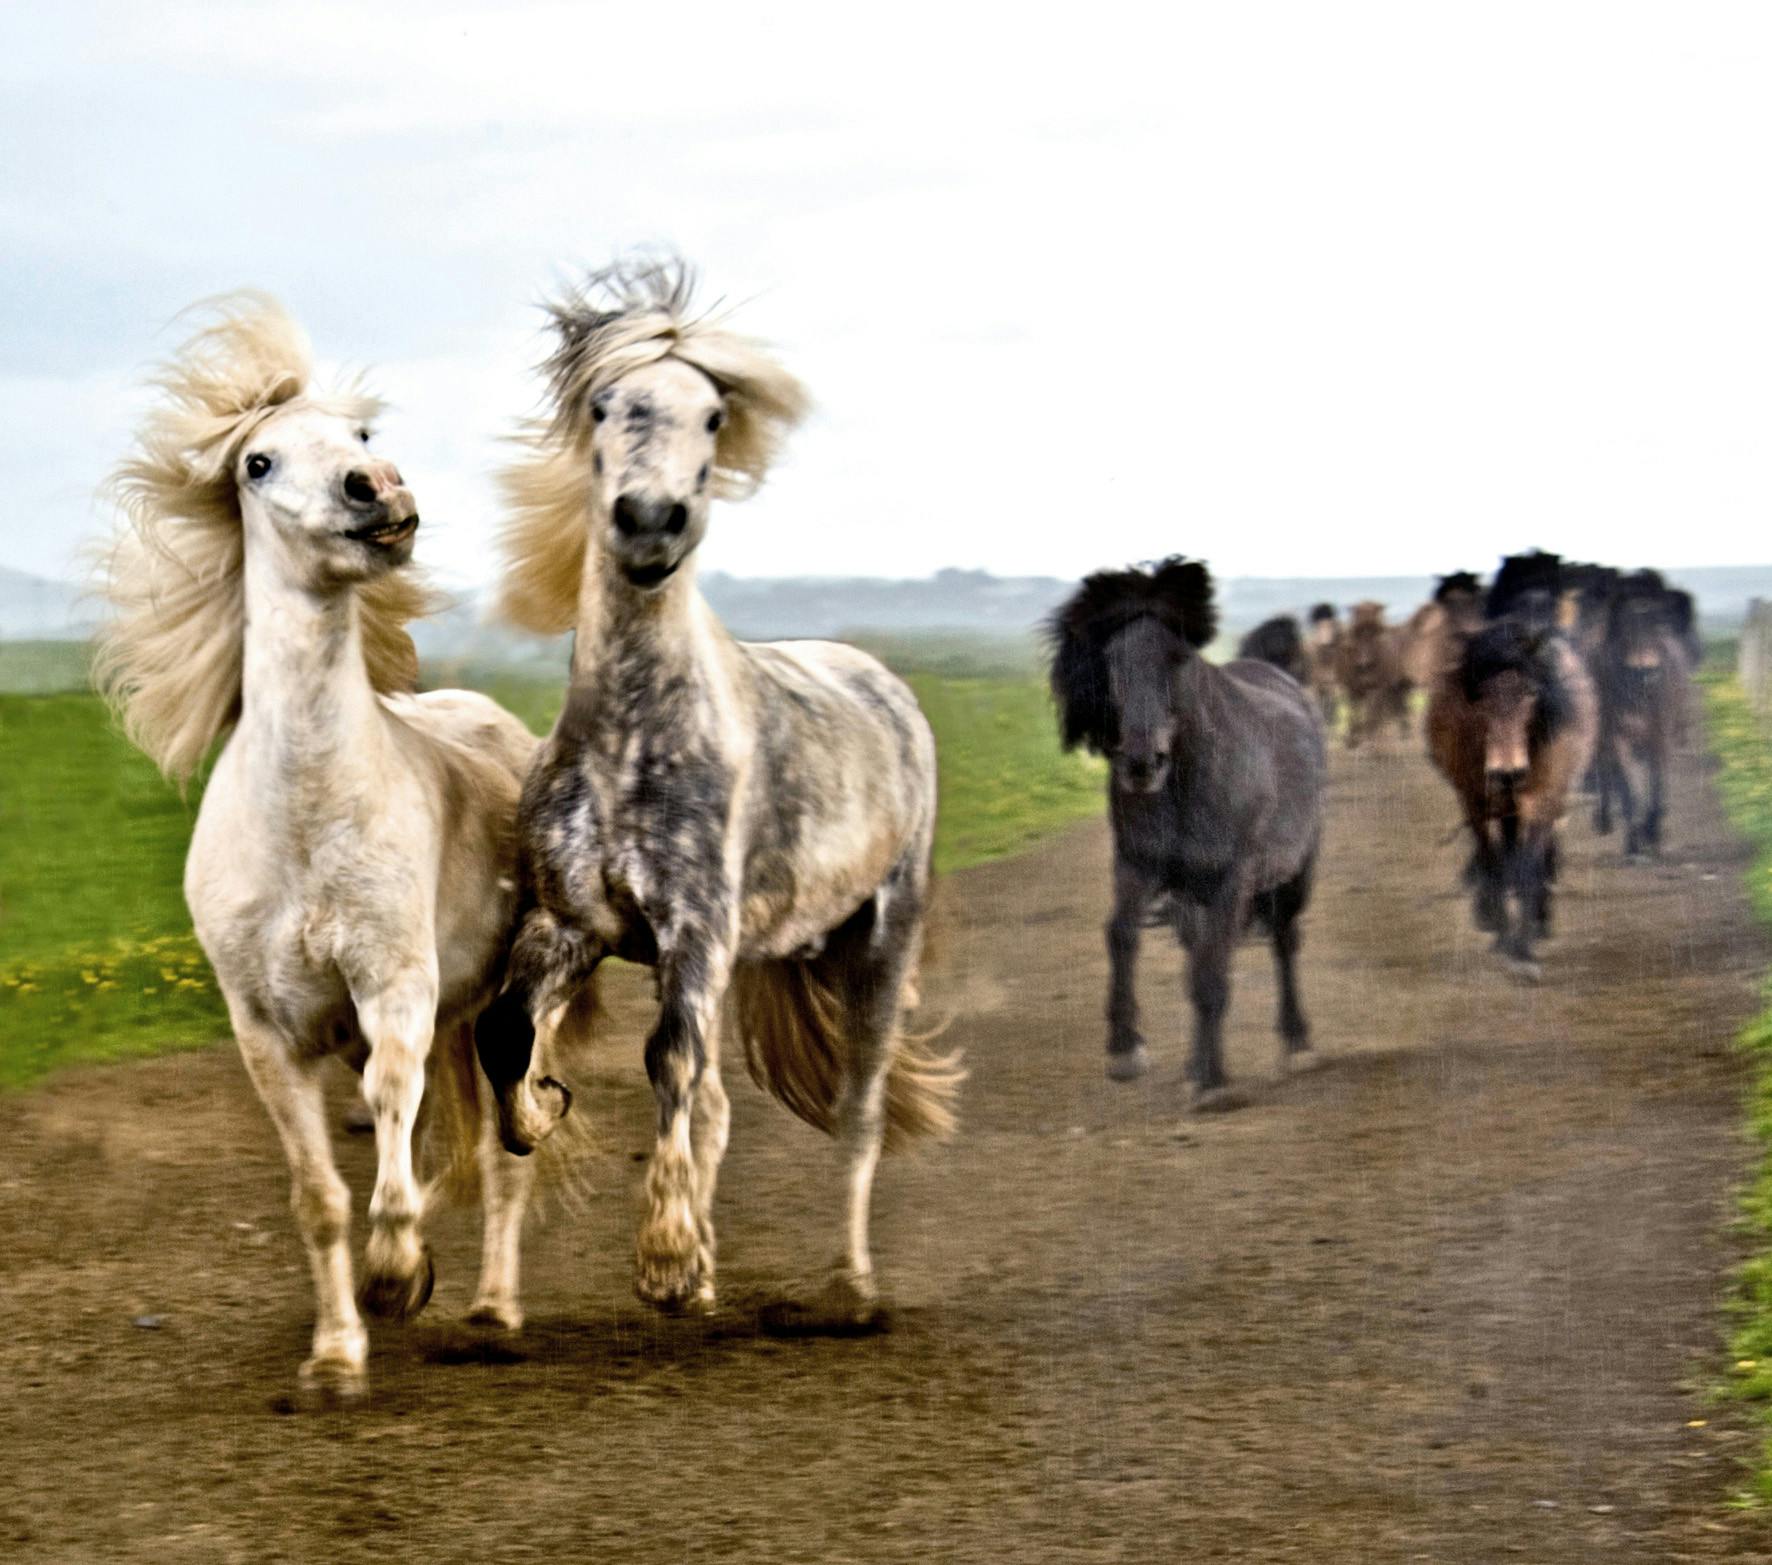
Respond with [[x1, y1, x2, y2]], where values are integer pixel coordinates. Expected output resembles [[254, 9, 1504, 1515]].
[[1048, 610, 1112, 755], [1152, 558, 1217, 648]]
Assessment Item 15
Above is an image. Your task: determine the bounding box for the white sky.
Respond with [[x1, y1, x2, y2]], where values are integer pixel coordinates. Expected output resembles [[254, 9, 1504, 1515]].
[[3, 1, 1769, 587]]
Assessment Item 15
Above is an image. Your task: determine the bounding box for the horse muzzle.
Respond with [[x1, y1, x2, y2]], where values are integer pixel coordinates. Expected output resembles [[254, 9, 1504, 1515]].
[[343, 488, 419, 549]]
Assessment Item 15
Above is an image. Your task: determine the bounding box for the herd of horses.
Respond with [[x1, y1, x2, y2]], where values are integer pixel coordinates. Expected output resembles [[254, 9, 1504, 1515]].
[[1231, 553, 1697, 978], [89, 265, 1698, 1401]]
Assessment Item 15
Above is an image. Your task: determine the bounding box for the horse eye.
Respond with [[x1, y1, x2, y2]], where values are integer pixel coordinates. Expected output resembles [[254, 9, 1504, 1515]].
[[591, 403, 609, 425], [245, 454, 271, 480], [706, 409, 724, 434], [357, 429, 370, 444]]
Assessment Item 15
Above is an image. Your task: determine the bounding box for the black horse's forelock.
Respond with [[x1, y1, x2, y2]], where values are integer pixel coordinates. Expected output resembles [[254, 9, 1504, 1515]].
[[1434, 570, 1482, 603], [1486, 550, 1564, 620], [1308, 602, 1337, 624], [1461, 620, 1573, 740], [1047, 558, 1217, 754]]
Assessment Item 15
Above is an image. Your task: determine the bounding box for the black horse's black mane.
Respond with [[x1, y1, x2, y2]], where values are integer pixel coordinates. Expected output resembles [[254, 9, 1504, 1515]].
[[1047, 557, 1217, 754], [1434, 571, 1481, 603], [1308, 602, 1337, 624], [1486, 550, 1563, 620], [1460, 620, 1574, 743]]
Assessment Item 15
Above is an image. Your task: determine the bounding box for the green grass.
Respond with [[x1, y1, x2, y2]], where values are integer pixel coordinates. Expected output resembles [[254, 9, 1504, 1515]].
[[1698, 670, 1772, 1502], [0, 639, 1100, 1090], [0, 692, 224, 1087]]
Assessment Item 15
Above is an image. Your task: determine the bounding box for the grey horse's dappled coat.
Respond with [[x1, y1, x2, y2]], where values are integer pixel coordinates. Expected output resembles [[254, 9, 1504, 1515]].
[[1050, 558, 1327, 1096], [477, 260, 958, 1322]]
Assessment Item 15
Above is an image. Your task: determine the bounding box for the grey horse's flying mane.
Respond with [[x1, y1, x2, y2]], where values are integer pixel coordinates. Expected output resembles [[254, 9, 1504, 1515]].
[[498, 258, 810, 634]]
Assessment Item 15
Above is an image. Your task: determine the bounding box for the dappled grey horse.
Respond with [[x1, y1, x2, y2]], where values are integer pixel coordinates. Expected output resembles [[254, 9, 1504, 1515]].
[[474, 260, 960, 1325]]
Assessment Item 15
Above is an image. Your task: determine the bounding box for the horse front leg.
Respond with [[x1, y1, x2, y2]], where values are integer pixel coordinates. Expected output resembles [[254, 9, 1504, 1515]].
[[1644, 738, 1667, 853], [476, 910, 597, 1155], [1105, 857, 1155, 1080], [1498, 832, 1549, 979], [1179, 896, 1239, 1104], [637, 940, 734, 1312], [356, 970, 442, 1323], [232, 1013, 365, 1398], [1613, 749, 1643, 860]]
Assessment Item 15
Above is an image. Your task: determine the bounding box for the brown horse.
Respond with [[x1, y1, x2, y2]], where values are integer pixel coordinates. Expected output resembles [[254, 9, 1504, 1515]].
[[1336, 601, 1410, 748], [1399, 572, 1485, 694], [1426, 619, 1597, 977], [1593, 570, 1690, 858]]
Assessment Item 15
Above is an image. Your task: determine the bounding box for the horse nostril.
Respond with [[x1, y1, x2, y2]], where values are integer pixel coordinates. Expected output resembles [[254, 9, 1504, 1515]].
[[664, 503, 688, 537], [613, 495, 643, 537], [343, 470, 377, 506]]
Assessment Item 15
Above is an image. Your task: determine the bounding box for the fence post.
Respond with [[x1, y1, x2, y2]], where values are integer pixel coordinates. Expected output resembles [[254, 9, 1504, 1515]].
[[1743, 599, 1771, 713]]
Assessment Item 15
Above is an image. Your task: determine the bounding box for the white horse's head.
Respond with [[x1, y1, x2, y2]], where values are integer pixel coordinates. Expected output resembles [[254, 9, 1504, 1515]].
[[497, 259, 810, 627], [236, 400, 419, 590], [95, 295, 435, 780]]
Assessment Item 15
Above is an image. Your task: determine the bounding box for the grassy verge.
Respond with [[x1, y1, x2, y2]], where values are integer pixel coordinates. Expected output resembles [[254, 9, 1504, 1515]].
[[1, 642, 1100, 1090], [1700, 671, 1772, 1500]]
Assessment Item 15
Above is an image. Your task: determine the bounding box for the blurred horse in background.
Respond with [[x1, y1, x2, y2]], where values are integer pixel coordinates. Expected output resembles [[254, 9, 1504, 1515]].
[[1305, 603, 1341, 728], [1425, 582, 1597, 977], [1238, 614, 1308, 683], [1400, 571, 1485, 694], [1593, 570, 1691, 858], [1336, 601, 1410, 748], [94, 297, 563, 1399], [1051, 559, 1326, 1103]]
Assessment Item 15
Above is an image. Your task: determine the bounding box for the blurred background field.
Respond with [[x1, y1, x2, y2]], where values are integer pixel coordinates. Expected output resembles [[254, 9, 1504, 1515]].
[[0, 631, 1102, 1090]]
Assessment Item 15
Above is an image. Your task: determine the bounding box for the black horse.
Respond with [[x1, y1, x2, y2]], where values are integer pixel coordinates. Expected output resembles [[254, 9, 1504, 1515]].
[[1237, 614, 1308, 683], [1049, 559, 1327, 1101]]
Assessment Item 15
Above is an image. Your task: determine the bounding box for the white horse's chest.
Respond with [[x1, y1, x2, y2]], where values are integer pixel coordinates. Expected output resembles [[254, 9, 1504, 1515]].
[[187, 772, 435, 1028]]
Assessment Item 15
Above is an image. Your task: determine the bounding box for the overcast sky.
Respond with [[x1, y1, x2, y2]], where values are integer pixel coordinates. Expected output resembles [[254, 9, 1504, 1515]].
[[4, 2, 1769, 588]]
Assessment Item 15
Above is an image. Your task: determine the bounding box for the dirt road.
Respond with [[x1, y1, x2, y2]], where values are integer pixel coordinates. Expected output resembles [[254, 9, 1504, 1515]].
[[3, 740, 1769, 1561]]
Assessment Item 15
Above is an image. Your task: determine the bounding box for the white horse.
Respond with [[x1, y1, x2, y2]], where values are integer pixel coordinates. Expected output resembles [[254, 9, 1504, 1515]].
[[474, 260, 960, 1326], [95, 297, 558, 1397]]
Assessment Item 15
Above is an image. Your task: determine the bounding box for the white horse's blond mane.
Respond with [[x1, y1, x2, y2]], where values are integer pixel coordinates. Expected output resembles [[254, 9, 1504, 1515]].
[[498, 259, 811, 634], [93, 293, 439, 782]]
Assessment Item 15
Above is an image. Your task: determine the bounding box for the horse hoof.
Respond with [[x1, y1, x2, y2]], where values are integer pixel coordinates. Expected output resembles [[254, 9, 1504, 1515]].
[[296, 1355, 368, 1409], [1105, 1045, 1149, 1082], [497, 1076, 573, 1156], [759, 1277, 886, 1338], [358, 1246, 436, 1322], [635, 1270, 702, 1314], [1281, 1049, 1330, 1076], [1190, 1084, 1250, 1114], [465, 1298, 523, 1333], [1502, 955, 1543, 985]]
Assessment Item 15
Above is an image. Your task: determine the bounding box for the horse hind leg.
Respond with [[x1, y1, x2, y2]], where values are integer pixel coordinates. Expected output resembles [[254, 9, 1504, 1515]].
[[232, 1014, 367, 1399], [1256, 867, 1313, 1069], [767, 890, 919, 1331], [466, 1067, 537, 1331]]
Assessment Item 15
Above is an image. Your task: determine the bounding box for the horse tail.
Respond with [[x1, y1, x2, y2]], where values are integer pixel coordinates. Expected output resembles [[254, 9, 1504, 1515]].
[[732, 942, 963, 1150], [421, 1018, 488, 1205]]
